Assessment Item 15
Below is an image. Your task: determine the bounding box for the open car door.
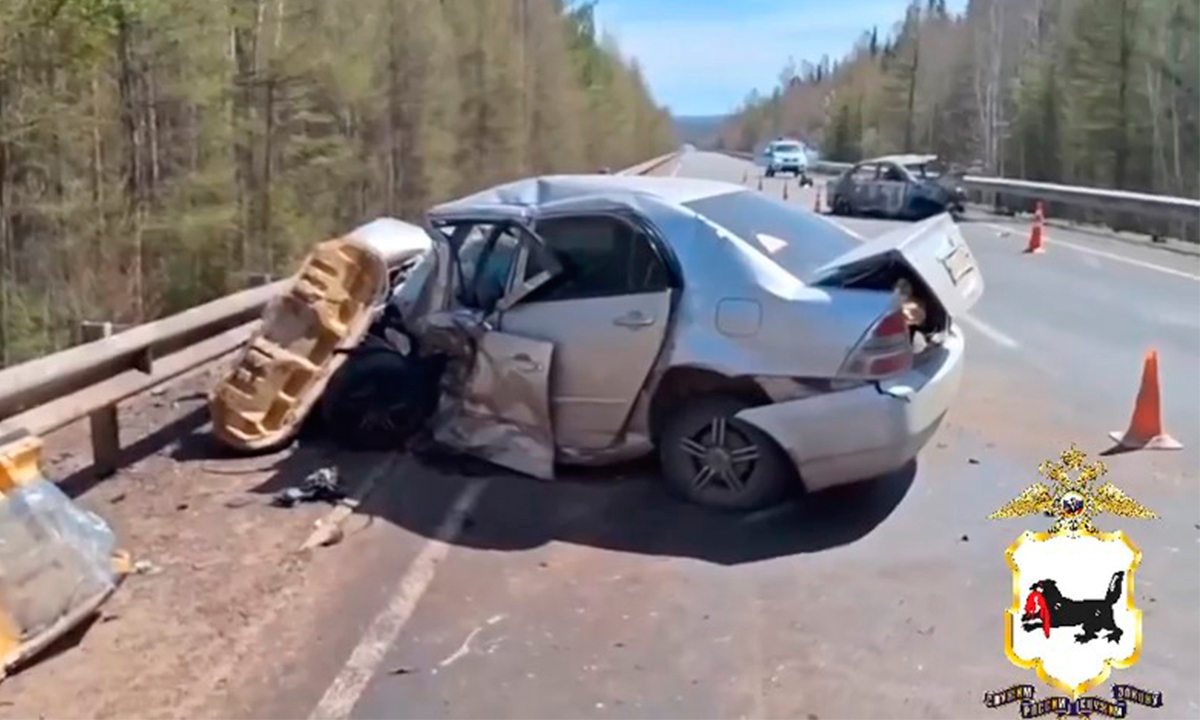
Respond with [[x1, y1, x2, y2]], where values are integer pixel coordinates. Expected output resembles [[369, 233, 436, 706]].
[[429, 222, 564, 480]]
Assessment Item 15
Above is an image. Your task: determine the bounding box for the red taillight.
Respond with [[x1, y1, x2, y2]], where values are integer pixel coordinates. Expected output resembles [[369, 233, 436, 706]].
[[839, 308, 914, 379]]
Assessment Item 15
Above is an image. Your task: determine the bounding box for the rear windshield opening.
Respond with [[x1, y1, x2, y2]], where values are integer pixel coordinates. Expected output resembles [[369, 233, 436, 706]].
[[683, 190, 859, 282], [772, 143, 802, 153]]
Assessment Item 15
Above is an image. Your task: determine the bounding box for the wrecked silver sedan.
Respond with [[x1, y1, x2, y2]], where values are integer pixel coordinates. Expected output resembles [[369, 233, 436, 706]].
[[317, 175, 985, 510]]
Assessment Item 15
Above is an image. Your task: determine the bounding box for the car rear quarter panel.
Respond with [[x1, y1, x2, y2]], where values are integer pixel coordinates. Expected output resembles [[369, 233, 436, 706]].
[[648, 208, 898, 380]]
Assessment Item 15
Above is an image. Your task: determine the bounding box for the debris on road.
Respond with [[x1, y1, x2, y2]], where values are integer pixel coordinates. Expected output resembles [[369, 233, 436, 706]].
[[133, 559, 163, 576], [271, 467, 345, 508], [439, 626, 483, 668], [388, 666, 419, 676]]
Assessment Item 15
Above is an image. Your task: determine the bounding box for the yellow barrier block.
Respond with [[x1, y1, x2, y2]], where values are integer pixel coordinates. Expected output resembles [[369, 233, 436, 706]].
[[0, 435, 43, 495]]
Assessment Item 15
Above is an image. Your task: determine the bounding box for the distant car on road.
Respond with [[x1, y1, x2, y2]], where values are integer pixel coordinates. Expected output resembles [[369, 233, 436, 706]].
[[759, 138, 814, 185], [319, 174, 984, 511], [829, 154, 966, 221]]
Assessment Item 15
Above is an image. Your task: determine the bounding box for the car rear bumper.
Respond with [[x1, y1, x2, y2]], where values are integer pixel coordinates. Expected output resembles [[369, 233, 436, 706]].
[[735, 326, 965, 492]]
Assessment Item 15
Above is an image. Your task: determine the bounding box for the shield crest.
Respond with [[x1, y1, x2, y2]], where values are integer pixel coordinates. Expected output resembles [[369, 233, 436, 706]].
[[1004, 529, 1143, 698]]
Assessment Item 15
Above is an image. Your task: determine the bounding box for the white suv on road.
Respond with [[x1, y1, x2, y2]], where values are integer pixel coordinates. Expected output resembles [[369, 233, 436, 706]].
[[760, 139, 813, 184]]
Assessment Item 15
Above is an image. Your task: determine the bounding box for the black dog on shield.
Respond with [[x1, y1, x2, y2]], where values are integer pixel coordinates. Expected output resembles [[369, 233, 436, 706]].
[[1021, 572, 1125, 644]]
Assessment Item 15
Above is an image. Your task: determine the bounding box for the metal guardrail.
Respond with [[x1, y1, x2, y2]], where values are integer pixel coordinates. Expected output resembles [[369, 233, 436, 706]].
[[958, 176, 1200, 224], [0, 151, 680, 475], [721, 150, 1198, 235]]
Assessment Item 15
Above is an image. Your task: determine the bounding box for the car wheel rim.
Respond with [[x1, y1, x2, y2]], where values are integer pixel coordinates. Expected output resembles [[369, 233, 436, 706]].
[[678, 416, 760, 495]]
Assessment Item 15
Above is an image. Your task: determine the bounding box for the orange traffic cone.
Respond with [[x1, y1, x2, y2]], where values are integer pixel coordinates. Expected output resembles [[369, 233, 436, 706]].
[[1024, 201, 1046, 254], [813, 185, 822, 213], [783, 181, 789, 200], [1108, 350, 1182, 450]]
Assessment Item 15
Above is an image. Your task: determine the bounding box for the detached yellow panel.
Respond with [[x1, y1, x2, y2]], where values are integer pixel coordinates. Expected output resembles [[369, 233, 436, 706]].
[[209, 238, 390, 452], [0, 437, 124, 681]]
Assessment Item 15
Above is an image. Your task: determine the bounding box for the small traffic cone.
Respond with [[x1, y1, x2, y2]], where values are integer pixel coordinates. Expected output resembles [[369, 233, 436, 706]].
[[757, 176, 763, 191], [813, 185, 822, 213], [1108, 350, 1182, 450], [1023, 200, 1046, 254], [783, 181, 789, 200], [742, 169, 748, 184]]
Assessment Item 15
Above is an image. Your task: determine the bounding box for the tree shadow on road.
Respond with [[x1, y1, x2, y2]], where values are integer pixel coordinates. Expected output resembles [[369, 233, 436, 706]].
[[351, 452, 917, 566]]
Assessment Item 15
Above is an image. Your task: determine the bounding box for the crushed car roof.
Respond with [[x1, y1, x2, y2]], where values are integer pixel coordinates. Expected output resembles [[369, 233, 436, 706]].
[[860, 154, 939, 167], [428, 174, 744, 218]]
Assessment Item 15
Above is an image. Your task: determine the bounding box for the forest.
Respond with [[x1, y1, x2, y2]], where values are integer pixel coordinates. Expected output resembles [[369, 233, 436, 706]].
[[715, 0, 1198, 201], [0, 0, 675, 366]]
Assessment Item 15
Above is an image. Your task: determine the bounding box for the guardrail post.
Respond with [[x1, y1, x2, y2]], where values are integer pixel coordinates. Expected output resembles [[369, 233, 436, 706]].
[[80, 321, 120, 478]]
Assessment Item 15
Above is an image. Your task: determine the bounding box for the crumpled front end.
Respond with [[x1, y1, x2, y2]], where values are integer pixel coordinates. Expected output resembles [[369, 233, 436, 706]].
[[391, 226, 559, 480]]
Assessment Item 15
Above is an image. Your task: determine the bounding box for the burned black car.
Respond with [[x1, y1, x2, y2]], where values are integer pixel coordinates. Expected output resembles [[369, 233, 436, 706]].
[[828, 154, 966, 221]]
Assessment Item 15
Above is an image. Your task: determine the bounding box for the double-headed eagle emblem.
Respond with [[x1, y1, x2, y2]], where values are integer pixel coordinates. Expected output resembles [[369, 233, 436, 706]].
[[990, 444, 1157, 534]]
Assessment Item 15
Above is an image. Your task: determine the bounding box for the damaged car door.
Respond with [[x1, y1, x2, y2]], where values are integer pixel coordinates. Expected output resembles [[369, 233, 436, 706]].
[[499, 211, 676, 453], [876, 162, 911, 217], [428, 220, 564, 480]]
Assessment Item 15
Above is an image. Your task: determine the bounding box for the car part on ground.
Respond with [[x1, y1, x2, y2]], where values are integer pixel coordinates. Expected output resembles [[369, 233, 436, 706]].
[[208, 219, 431, 453]]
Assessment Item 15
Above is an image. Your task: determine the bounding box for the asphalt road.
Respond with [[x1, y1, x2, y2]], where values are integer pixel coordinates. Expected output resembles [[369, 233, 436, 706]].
[[267, 151, 1199, 720]]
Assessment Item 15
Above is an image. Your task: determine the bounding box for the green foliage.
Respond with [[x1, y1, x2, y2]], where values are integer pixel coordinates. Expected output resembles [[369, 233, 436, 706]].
[[718, 0, 1196, 198], [0, 0, 675, 366]]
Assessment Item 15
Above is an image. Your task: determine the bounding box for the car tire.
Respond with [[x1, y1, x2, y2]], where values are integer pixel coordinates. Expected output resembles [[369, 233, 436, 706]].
[[320, 348, 445, 452], [832, 195, 851, 215], [659, 395, 795, 511], [766, 168, 775, 178]]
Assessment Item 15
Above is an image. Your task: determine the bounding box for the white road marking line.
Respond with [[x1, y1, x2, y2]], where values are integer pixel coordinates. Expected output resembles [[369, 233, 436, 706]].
[[958, 313, 1020, 349], [309, 478, 490, 720], [983, 223, 1200, 281]]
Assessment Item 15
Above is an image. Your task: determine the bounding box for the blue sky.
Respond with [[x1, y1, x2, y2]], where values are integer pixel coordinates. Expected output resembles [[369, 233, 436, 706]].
[[592, 0, 968, 116]]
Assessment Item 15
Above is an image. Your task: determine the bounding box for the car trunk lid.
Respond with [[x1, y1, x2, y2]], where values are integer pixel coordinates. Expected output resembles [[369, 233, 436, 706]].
[[809, 213, 983, 317]]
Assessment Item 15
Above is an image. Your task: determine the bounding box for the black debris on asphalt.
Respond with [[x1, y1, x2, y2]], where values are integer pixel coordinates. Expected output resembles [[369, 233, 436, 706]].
[[270, 467, 346, 508]]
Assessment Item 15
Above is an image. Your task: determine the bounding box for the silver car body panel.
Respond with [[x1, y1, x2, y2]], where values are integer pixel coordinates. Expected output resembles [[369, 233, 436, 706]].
[[392, 174, 981, 485], [736, 325, 965, 490]]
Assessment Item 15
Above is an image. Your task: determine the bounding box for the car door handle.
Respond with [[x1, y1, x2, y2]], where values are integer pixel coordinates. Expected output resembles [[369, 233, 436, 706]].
[[510, 353, 544, 373], [613, 312, 655, 328]]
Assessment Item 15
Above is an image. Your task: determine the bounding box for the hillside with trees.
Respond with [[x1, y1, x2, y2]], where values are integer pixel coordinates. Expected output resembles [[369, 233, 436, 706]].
[[714, 0, 1198, 199], [0, 0, 674, 366]]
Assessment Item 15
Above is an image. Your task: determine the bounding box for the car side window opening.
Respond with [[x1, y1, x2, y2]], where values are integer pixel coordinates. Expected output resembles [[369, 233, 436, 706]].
[[449, 222, 521, 311], [883, 164, 906, 183], [522, 215, 671, 303], [473, 225, 522, 311]]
